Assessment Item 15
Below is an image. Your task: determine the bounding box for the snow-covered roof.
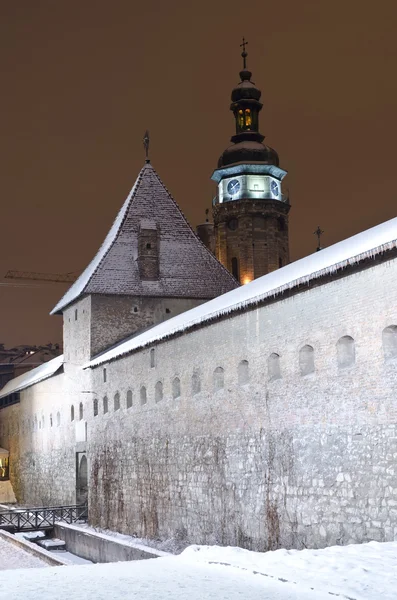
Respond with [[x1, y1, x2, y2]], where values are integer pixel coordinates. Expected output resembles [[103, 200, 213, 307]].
[[0, 354, 64, 399], [51, 163, 237, 314], [87, 216, 397, 369]]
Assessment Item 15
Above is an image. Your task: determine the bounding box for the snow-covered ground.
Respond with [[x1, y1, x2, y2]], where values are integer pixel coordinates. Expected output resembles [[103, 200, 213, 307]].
[[0, 536, 46, 570], [0, 540, 396, 599]]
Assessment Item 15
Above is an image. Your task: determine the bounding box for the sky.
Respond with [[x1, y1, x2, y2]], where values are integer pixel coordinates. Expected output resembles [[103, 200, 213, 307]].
[[0, 0, 396, 347]]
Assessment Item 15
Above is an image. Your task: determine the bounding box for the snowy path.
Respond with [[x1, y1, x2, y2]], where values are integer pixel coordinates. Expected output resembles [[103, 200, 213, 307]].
[[0, 537, 47, 570], [0, 556, 329, 600]]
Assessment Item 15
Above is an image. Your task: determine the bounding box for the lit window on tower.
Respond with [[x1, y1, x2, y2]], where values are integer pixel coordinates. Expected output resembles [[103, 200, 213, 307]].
[[245, 108, 252, 129], [238, 109, 244, 129]]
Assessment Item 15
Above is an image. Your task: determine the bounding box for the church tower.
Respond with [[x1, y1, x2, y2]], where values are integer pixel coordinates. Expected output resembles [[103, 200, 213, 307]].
[[211, 41, 290, 284]]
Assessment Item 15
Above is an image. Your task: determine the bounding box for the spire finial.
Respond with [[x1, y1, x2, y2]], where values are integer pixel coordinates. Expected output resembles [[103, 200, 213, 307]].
[[314, 226, 324, 252], [143, 130, 150, 163], [240, 37, 248, 69]]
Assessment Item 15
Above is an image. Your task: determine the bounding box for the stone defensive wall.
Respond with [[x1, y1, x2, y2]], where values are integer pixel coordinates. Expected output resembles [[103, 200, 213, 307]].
[[1, 254, 397, 550]]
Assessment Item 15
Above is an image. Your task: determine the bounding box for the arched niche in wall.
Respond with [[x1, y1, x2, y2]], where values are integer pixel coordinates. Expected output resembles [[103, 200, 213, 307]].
[[155, 381, 163, 403], [382, 325, 397, 360], [140, 386, 147, 405], [192, 370, 201, 395], [172, 377, 181, 399], [238, 360, 249, 385], [268, 353, 281, 381], [336, 335, 355, 368], [213, 367, 224, 392], [299, 345, 314, 376]]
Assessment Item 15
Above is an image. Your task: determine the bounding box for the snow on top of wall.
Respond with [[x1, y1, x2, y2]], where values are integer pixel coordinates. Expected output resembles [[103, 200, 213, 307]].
[[87, 216, 397, 369], [0, 354, 64, 399]]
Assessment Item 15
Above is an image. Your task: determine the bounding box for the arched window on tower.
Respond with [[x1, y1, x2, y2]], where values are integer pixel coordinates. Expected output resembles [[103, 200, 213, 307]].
[[231, 257, 239, 281], [244, 108, 252, 129], [238, 109, 244, 129]]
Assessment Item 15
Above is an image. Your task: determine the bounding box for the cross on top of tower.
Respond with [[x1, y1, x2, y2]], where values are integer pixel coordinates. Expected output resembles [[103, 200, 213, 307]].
[[240, 37, 248, 69]]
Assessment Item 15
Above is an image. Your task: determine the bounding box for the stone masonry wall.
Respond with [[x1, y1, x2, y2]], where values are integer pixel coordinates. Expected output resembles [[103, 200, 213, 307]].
[[86, 256, 397, 550], [1, 256, 397, 550]]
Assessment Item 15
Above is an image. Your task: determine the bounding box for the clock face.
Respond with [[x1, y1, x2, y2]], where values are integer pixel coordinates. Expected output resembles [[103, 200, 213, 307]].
[[227, 179, 240, 196], [270, 180, 279, 197]]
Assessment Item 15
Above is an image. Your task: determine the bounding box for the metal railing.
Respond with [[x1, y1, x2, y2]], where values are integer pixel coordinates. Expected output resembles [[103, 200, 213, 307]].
[[0, 504, 88, 532]]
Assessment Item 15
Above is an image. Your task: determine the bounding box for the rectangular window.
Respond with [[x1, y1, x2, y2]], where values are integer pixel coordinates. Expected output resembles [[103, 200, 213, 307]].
[[103, 368, 107, 383]]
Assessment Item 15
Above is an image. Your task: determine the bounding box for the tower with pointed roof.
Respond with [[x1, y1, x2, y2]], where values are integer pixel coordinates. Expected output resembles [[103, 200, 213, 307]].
[[52, 161, 238, 363], [211, 40, 290, 284]]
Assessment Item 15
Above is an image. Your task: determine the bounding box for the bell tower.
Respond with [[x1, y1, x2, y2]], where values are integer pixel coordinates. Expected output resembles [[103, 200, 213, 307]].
[[211, 40, 290, 284]]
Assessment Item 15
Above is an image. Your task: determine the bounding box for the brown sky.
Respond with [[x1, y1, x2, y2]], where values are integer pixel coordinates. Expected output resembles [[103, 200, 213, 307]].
[[1, 0, 396, 347]]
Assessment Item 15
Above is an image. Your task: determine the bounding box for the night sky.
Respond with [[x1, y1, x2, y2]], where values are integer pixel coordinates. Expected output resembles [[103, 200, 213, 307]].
[[1, 1, 396, 347]]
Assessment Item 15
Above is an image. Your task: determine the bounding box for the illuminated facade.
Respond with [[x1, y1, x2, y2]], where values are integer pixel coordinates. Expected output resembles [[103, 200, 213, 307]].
[[211, 48, 290, 283]]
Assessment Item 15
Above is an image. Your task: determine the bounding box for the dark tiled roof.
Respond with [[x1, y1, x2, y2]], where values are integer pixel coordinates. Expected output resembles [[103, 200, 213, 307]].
[[52, 163, 238, 314]]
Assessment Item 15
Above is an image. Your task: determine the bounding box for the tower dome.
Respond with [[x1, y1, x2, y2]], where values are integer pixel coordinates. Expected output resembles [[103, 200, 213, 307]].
[[217, 49, 279, 168]]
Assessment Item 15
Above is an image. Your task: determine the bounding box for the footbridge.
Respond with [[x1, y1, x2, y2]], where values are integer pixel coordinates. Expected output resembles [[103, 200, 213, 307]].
[[0, 504, 88, 532]]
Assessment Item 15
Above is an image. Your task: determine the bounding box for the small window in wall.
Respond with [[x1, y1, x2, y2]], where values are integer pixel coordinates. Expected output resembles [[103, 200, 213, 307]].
[[172, 377, 181, 399], [103, 368, 107, 383], [56, 412, 61, 427], [140, 386, 147, 405], [192, 370, 201, 395], [150, 348, 155, 368], [213, 367, 224, 392], [155, 381, 163, 403], [79, 402, 84, 420], [93, 398, 98, 417], [103, 396, 108, 414], [146, 243, 152, 249], [75, 309, 78, 321], [238, 360, 249, 385], [299, 345, 315, 376], [268, 353, 281, 381], [71, 405, 75, 422], [39, 420, 42, 430], [133, 306, 138, 313], [50, 414, 53, 428], [383, 325, 397, 360], [231, 257, 239, 281], [126, 390, 133, 408], [42, 415, 45, 429], [279, 257, 283, 268], [34, 415, 37, 431], [166, 308, 171, 314], [337, 336, 355, 368], [114, 392, 120, 411]]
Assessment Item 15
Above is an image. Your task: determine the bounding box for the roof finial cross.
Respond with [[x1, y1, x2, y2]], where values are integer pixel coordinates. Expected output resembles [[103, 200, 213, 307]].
[[240, 37, 248, 69], [143, 130, 150, 163], [314, 226, 324, 252]]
